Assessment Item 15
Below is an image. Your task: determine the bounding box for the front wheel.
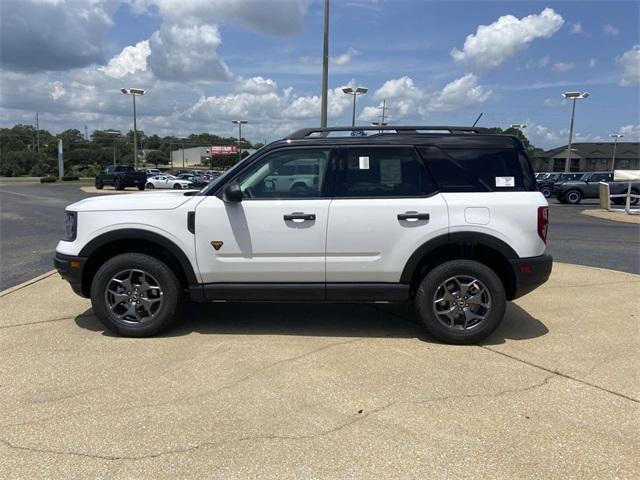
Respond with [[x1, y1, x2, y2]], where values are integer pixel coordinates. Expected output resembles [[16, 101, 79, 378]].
[[114, 178, 125, 191], [95, 179, 104, 190], [414, 260, 506, 344], [138, 185, 145, 191], [565, 190, 582, 204], [146, 183, 154, 189], [90, 253, 182, 337], [173, 183, 182, 190], [540, 186, 552, 198]]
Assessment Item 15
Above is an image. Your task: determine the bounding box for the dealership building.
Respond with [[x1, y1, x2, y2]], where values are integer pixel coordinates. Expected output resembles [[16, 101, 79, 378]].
[[535, 142, 639, 172], [170, 146, 256, 167]]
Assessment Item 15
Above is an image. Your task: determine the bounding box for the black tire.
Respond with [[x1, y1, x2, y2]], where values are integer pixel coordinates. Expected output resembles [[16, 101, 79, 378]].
[[90, 253, 182, 337], [414, 260, 506, 345], [95, 179, 104, 190], [540, 186, 552, 198], [138, 185, 145, 191], [146, 183, 154, 189], [173, 183, 182, 190], [114, 178, 125, 191], [565, 190, 582, 204], [290, 183, 309, 195]]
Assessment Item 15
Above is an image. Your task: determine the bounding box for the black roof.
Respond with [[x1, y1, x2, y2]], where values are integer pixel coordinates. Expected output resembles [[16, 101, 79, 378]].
[[273, 125, 522, 149]]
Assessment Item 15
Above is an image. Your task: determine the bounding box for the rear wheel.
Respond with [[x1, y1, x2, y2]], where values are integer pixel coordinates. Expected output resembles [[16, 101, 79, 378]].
[[565, 190, 582, 204], [146, 183, 154, 189], [90, 253, 182, 337], [173, 183, 182, 189], [415, 260, 506, 344], [138, 185, 145, 191], [95, 179, 104, 190]]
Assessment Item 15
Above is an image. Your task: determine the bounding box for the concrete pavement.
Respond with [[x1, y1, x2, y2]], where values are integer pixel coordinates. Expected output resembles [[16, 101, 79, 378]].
[[0, 263, 638, 479]]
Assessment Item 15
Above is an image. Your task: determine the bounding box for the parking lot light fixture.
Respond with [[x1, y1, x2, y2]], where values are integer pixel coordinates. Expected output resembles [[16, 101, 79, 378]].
[[342, 86, 368, 128], [561, 91, 589, 173], [232, 120, 248, 162], [104, 130, 121, 166], [120, 88, 145, 170], [609, 133, 624, 172], [510, 124, 527, 130]]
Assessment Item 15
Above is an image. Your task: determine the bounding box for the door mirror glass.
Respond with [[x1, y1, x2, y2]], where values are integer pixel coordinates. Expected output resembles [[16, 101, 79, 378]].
[[222, 182, 243, 203]]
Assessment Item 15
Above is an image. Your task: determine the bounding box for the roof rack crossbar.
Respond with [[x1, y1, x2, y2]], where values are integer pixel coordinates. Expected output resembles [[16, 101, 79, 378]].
[[286, 125, 493, 139]]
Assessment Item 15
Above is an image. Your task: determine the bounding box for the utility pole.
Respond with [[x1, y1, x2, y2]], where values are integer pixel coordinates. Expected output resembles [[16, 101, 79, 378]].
[[561, 91, 589, 173], [120, 88, 146, 170], [232, 120, 247, 162], [36, 112, 40, 153], [320, 0, 329, 127], [84, 125, 88, 141]]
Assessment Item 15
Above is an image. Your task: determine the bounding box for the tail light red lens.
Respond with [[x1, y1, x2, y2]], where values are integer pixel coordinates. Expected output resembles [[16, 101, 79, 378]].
[[537, 206, 549, 243]]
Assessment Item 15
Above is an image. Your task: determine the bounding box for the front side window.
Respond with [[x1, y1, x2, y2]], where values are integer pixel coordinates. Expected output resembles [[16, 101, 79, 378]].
[[235, 148, 331, 199], [335, 147, 436, 197]]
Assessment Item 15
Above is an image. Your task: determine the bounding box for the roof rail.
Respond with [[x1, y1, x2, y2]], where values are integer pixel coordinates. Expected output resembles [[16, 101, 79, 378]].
[[286, 125, 493, 139]]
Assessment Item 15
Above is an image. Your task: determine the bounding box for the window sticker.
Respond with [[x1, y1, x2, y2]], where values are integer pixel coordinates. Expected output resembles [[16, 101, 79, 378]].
[[495, 176, 515, 187], [358, 156, 370, 170]]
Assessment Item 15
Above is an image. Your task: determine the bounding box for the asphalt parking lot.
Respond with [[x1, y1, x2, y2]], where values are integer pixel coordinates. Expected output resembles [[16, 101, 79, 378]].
[[0, 182, 638, 291]]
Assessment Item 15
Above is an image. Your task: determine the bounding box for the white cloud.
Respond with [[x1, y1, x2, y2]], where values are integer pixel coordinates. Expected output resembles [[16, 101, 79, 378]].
[[235, 76, 277, 94], [129, 0, 310, 36], [331, 47, 358, 66], [570, 22, 583, 34], [523, 56, 551, 70], [451, 8, 564, 70], [616, 44, 640, 86], [603, 24, 620, 36], [148, 24, 232, 82], [619, 125, 640, 141], [588, 58, 597, 68], [428, 73, 492, 112], [50, 81, 65, 100], [100, 40, 151, 78], [552, 62, 574, 72], [543, 97, 566, 108]]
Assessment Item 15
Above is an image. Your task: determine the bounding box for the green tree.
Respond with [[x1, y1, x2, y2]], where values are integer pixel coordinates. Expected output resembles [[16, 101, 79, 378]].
[[145, 150, 168, 167]]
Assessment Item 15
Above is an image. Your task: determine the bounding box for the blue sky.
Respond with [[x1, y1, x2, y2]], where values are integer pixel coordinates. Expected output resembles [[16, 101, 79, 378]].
[[1, 0, 638, 148]]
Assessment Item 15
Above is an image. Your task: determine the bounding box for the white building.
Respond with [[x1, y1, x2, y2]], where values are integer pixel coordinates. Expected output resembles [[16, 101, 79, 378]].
[[170, 146, 209, 167]]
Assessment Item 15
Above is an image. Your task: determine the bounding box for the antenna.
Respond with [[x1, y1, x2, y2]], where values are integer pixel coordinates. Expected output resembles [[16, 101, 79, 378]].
[[472, 112, 483, 127]]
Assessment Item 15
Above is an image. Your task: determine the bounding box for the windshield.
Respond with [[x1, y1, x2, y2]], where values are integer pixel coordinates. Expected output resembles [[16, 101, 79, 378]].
[[198, 146, 266, 196]]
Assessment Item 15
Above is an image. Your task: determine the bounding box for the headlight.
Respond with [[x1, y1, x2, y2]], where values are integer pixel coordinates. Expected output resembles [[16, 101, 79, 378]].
[[63, 211, 77, 241]]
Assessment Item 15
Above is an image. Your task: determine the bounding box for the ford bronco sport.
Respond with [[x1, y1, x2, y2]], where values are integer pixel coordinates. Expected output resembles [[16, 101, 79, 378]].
[[55, 126, 552, 344]]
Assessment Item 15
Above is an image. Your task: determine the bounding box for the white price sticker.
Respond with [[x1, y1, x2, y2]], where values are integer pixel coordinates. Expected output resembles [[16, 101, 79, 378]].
[[358, 156, 370, 170], [495, 176, 515, 187]]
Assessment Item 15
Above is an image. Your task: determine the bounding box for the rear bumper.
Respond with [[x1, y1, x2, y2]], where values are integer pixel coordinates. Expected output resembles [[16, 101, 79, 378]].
[[509, 254, 553, 300], [54, 253, 88, 297]]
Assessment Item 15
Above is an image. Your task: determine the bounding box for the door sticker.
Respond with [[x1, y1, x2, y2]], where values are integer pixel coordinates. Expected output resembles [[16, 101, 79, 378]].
[[495, 176, 515, 187], [358, 156, 370, 170]]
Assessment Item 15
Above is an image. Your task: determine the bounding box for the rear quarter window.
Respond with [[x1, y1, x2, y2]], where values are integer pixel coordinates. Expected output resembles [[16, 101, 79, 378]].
[[417, 146, 537, 192]]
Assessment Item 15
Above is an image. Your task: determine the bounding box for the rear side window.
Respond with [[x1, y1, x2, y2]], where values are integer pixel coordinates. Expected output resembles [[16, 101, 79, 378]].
[[418, 146, 537, 192], [335, 147, 437, 197]]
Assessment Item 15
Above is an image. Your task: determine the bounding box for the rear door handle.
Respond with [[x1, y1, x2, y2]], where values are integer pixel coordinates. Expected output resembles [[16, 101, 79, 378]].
[[397, 211, 430, 221], [284, 212, 316, 221]]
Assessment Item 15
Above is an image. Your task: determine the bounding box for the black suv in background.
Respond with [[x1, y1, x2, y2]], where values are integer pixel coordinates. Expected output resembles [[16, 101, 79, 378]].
[[95, 166, 147, 190], [537, 172, 583, 198]]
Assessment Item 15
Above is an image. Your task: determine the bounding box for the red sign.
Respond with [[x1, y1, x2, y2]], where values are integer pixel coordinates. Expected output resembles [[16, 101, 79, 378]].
[[209, 145, 239, 156]]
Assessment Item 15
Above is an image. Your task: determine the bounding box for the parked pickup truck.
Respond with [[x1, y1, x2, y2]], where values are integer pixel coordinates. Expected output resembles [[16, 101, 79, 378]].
[[95, 166, 147, 191], [553, 171, 640, 204], [537, 172, 583, 198]]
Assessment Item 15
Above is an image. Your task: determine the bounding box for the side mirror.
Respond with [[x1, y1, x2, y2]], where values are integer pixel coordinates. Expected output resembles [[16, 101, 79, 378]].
[[222, 182, 243, 203]]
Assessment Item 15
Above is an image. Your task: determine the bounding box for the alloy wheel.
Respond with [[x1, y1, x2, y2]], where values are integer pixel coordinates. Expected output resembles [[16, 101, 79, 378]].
[[432, 275, 492, 331], [104, 269, 164, 325]]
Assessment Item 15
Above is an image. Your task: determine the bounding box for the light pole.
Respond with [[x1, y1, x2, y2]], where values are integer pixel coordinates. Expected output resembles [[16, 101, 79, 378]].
[[342, 86, 368, 128], [562, 91, 589, 173], [610, 133, 624, 172], [232, 120, 247, 162], [120, 88, 145, 170], [320, 0, 330, 127], [104, 130, 121, 166]]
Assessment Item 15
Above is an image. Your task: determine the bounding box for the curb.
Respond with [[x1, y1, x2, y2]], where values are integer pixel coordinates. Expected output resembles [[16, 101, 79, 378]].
[[581, 208, 640, 225], [0, 270, 57, 298]]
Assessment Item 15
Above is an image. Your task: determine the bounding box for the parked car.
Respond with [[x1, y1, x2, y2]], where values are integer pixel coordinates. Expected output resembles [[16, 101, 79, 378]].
[[553, 171, 640, 204], [204, 170, 223, 181], [146, 168, 162, 176], [537, 172, 583, 197], [55, 125, 551, 344], [176, 174, 208, 188], [95, 165, 147, 191], [145, 175, 193, 190]]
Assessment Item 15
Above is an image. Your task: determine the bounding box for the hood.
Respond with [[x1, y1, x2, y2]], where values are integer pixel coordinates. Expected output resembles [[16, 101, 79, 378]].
[[67, 191, 198, 212]]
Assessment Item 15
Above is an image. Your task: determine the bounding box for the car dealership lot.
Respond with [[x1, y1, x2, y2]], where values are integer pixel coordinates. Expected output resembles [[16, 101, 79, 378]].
[[0, 263, 638, 479]]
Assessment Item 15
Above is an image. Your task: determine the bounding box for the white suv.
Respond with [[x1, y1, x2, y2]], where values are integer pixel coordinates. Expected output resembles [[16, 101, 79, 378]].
[[55, 126, 552, 344]]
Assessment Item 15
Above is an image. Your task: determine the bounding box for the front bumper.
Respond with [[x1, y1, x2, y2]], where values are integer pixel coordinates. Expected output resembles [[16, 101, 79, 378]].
[[54, 253, 88, 297], [509, 254, 553, 300]]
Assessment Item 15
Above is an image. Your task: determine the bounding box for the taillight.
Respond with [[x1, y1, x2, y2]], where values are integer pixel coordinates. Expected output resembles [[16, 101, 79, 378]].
[[537, 206, 549, 243]]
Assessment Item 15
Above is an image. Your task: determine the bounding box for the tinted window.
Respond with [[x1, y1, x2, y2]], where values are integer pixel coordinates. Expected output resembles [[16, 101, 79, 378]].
[[418, 146, 537, 192], [335, 147, 436, 197], [236, 148, 331, 199], [590, 173, 613, 182]]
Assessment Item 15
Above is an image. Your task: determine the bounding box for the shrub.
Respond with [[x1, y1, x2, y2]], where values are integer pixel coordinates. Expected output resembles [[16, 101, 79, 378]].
[[61, 175, 80, 181], [40, 176, 57, 183]]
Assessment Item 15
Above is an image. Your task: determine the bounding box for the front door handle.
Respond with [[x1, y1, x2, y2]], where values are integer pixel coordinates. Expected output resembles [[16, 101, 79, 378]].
[[284, 212, 316, 221], [397, 211, 429, 221]]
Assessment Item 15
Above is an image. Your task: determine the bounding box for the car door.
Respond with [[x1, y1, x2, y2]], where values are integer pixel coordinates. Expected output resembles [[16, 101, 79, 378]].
[[194, 146, 334, 285], [326, 146, 448, 288]]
